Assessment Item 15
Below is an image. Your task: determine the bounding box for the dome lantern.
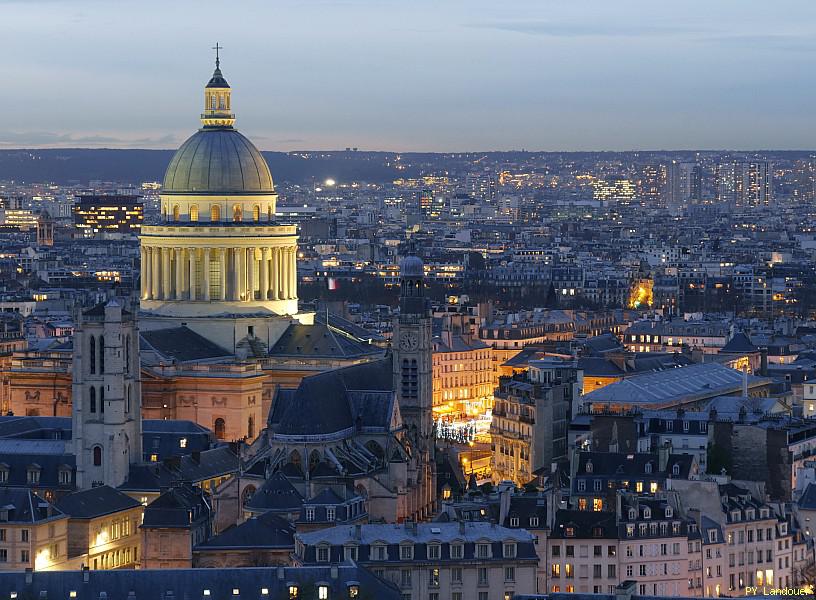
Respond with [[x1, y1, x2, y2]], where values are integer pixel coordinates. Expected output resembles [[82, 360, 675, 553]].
[[201, 43, 235, 128]]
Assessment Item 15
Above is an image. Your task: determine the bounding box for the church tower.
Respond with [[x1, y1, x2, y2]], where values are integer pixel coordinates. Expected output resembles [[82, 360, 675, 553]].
[[73, 300, 142, 489], [392, 250, 436, 518]]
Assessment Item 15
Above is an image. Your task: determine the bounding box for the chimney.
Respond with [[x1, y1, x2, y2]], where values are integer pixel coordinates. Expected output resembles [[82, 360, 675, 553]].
[[354, 524, 362, 540], [658, 442, 671, 472], [277, 566, 285, 581], [498, 481, 512, 525], [742, 365, 749, 398], [760, 347, 768, 377], [83, 566, 90, 583], [25, 568, 33, 585], [330, 565, 339, 580], [459, 520, 465, 534]]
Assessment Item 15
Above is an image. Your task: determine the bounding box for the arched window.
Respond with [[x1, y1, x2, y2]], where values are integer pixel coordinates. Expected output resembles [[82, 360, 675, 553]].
[[232, 204, 242, 222], [309, 450, 321, 471], [172, 205, 180, 221], [190, 205, 199, 222], [93, 446, 102, 467], [98, 336, 105, 374], [100, 386, 105, 414], [89, 335, 96, 374], [252, 205, 260, 222], [214, 418, 226, 440], [289, 450, 302, 468], [211, 204, 221, 221], [89, 387, 96, 413], [247, 415, 255, 439]]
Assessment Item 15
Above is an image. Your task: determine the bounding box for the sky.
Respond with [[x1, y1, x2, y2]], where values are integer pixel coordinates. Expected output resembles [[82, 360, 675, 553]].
[[2, 0, 816, 152]]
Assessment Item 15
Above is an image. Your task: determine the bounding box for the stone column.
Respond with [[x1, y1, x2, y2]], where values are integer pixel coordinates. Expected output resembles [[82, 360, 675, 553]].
[[281, 247, 290, 300], [202, 248, 211, 301], [289, 246, 297, 299], [218, 248, 226, 301], [161, 247, 171, 300], [259, 247, 269, 301], [278, 247, 286, 300], [140, 247, 148, 299], [174, 248, 184, 300], [189, 248, 197, 301], [232, 248, 241, 301], [270, 247, 279, 300], [151, 246, 160, 300], [247, 247, 256, 301]]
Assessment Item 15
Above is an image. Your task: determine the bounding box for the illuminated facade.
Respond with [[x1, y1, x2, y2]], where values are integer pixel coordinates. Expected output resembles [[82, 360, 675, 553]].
[[432, 331, 493, 420], [73, 195, 143, 238], [139, 56, 307, 350]]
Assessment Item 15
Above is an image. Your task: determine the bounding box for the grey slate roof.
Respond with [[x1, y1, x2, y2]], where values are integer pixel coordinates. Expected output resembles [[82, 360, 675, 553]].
[[140, 326, 232, 362], [195, 511, 294, 550], [0, 487, 65, 523], [55, 485, 141, 519], [268, 323, 381, 359], [245, 471, 304, 513], [297, 521, 534, 546], [268, 358, 394, 437], [0, 565, 400, 600]]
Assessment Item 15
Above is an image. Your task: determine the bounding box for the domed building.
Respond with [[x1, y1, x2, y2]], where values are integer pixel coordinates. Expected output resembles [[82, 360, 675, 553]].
[[139, 56, 309, 350]]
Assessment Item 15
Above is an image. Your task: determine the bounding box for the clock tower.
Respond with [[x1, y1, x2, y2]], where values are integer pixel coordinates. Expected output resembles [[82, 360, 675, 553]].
[[392, 250, 436, 518]]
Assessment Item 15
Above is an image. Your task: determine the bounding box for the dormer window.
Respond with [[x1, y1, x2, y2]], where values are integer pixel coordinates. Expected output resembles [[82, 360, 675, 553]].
[[585, 460, 593, 474], [683, 421, 690, 432], [731, 511, 740, 522], [643, 508, 651, 520], [428, 543, 441, 559], [645, 462, 653, 474], [708, 530, 717, 543], [746, 509, 755, 520], [27, 466, 41, 485], [510, 517, 519, 527], [530, 516, 539, 528], [305, 507, 315, 522], [564, 527, 575, 538], [628, 508, 637, 520], [665, 507, 673, 518], [326, 507, 335, 522], [672, 464, 680, 476], [400, 544, 414, 560], [0, 465, 8, 484]]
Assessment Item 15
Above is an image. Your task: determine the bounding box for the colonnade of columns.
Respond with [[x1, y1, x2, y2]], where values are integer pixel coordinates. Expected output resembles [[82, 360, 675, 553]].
[[140, 244, 297, 302]]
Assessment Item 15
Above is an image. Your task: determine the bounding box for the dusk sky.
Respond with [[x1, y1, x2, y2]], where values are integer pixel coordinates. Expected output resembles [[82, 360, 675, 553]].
[[3, 0, 816, 152]]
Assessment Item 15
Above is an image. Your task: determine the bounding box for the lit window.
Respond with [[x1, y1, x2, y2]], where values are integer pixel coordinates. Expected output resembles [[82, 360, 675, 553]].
[[179, 438, 187, 448], [318, 586, 328, 600]]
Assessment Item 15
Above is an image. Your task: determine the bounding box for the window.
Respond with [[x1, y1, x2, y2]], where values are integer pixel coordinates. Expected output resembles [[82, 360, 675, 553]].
[[429, 568, 439, 587], [450, 544, 463, 559], [326, 507, 335, 522], [306, 507, 315, 522], [0, 550, 5, 563], [503, 542, 516, 558], [372, 545, 386, 560], [318, 587, 328, 600], [478, 567, 488, 585], [509, 517, 519, 527], [551, 564, 560, 578], [565, 563, 573, 578], [89, 335, 96, 374], [530, 516, 539, 527], [505, 566, 515, 582], [211, 205, 221, 221], [451, 567, 462, 583], [400, 570, 412, 587], [316, 546, 329, 562], [608, 565, 616, 578], [21, 550, 29, 563], [428, 544, 440, 559], [476, 543, 490, 558], [344, 546, 358, 561], [400, 544, 414, 560], [551, 546, 560, 557]]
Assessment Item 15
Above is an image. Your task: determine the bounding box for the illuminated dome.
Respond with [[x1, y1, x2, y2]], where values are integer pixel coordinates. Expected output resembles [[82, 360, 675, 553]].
[[162, 128, 274, 195]]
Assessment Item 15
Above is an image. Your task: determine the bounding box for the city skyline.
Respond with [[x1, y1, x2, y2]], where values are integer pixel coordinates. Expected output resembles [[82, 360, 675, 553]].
[[2, 0, 816, 152]]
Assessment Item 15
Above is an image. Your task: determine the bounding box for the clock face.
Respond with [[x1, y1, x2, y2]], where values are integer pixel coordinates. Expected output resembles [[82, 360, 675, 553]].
[[399, 332, 419, 351]]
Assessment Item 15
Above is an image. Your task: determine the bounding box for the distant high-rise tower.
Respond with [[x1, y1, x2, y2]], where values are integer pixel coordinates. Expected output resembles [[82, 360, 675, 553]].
[[716, 160, 772, 208], [665, 161, 702, 207], [72, 300, 142, 489]]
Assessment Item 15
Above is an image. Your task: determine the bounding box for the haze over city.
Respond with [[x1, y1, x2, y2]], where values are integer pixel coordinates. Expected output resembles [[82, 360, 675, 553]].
[[3, 0, 816, 151]]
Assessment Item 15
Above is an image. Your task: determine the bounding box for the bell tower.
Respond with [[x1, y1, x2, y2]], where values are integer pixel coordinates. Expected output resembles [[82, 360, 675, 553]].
[[73, 299, 142, 489], [392, 249, 436, 518]]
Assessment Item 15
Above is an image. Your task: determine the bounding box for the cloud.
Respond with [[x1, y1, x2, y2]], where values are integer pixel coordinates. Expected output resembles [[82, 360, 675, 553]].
[[0, 130, 180, 148], [468, 20, 703, 39]]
